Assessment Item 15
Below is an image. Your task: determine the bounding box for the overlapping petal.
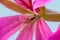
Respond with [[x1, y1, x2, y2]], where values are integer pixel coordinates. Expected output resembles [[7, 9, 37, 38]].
[[15, 0, 51, 10], [0, 15, 30, 40]]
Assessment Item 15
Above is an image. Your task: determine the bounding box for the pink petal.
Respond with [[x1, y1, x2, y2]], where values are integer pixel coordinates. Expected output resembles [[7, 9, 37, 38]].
[[16, 22, 34, 40], [0, 14, 29, 30], [0, 15, 19, 29], [32, 0, 52, 9], [0, 23, 24, 40], [15, 0, 52, 13], [48, 25, 60, 40], [0, 15, 29, 40], [15, 0, 33, 11], [35, 18, 52, 40]]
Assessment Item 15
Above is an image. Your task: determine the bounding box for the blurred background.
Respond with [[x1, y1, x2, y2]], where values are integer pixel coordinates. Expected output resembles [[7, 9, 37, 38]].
[[0, 0, 60, 40]]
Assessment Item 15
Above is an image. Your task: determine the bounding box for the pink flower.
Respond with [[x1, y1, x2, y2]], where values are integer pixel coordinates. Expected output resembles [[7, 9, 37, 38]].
[[0, 0, 53, 40], [14, 0, 52, 40]]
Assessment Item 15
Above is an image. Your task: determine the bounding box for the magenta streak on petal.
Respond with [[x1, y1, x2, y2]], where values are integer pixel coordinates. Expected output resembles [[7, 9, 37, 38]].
[[35, 22, 43, 40], [16, 22, 34, 40], [35, 18, 52, 40], [15, 0, 33, 11], [40, 18, 52, 37], [0, 15, 20, 29], [15, 0, 27, 8], [20, 0, 33, 10], [48, 25, 60, 40]]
